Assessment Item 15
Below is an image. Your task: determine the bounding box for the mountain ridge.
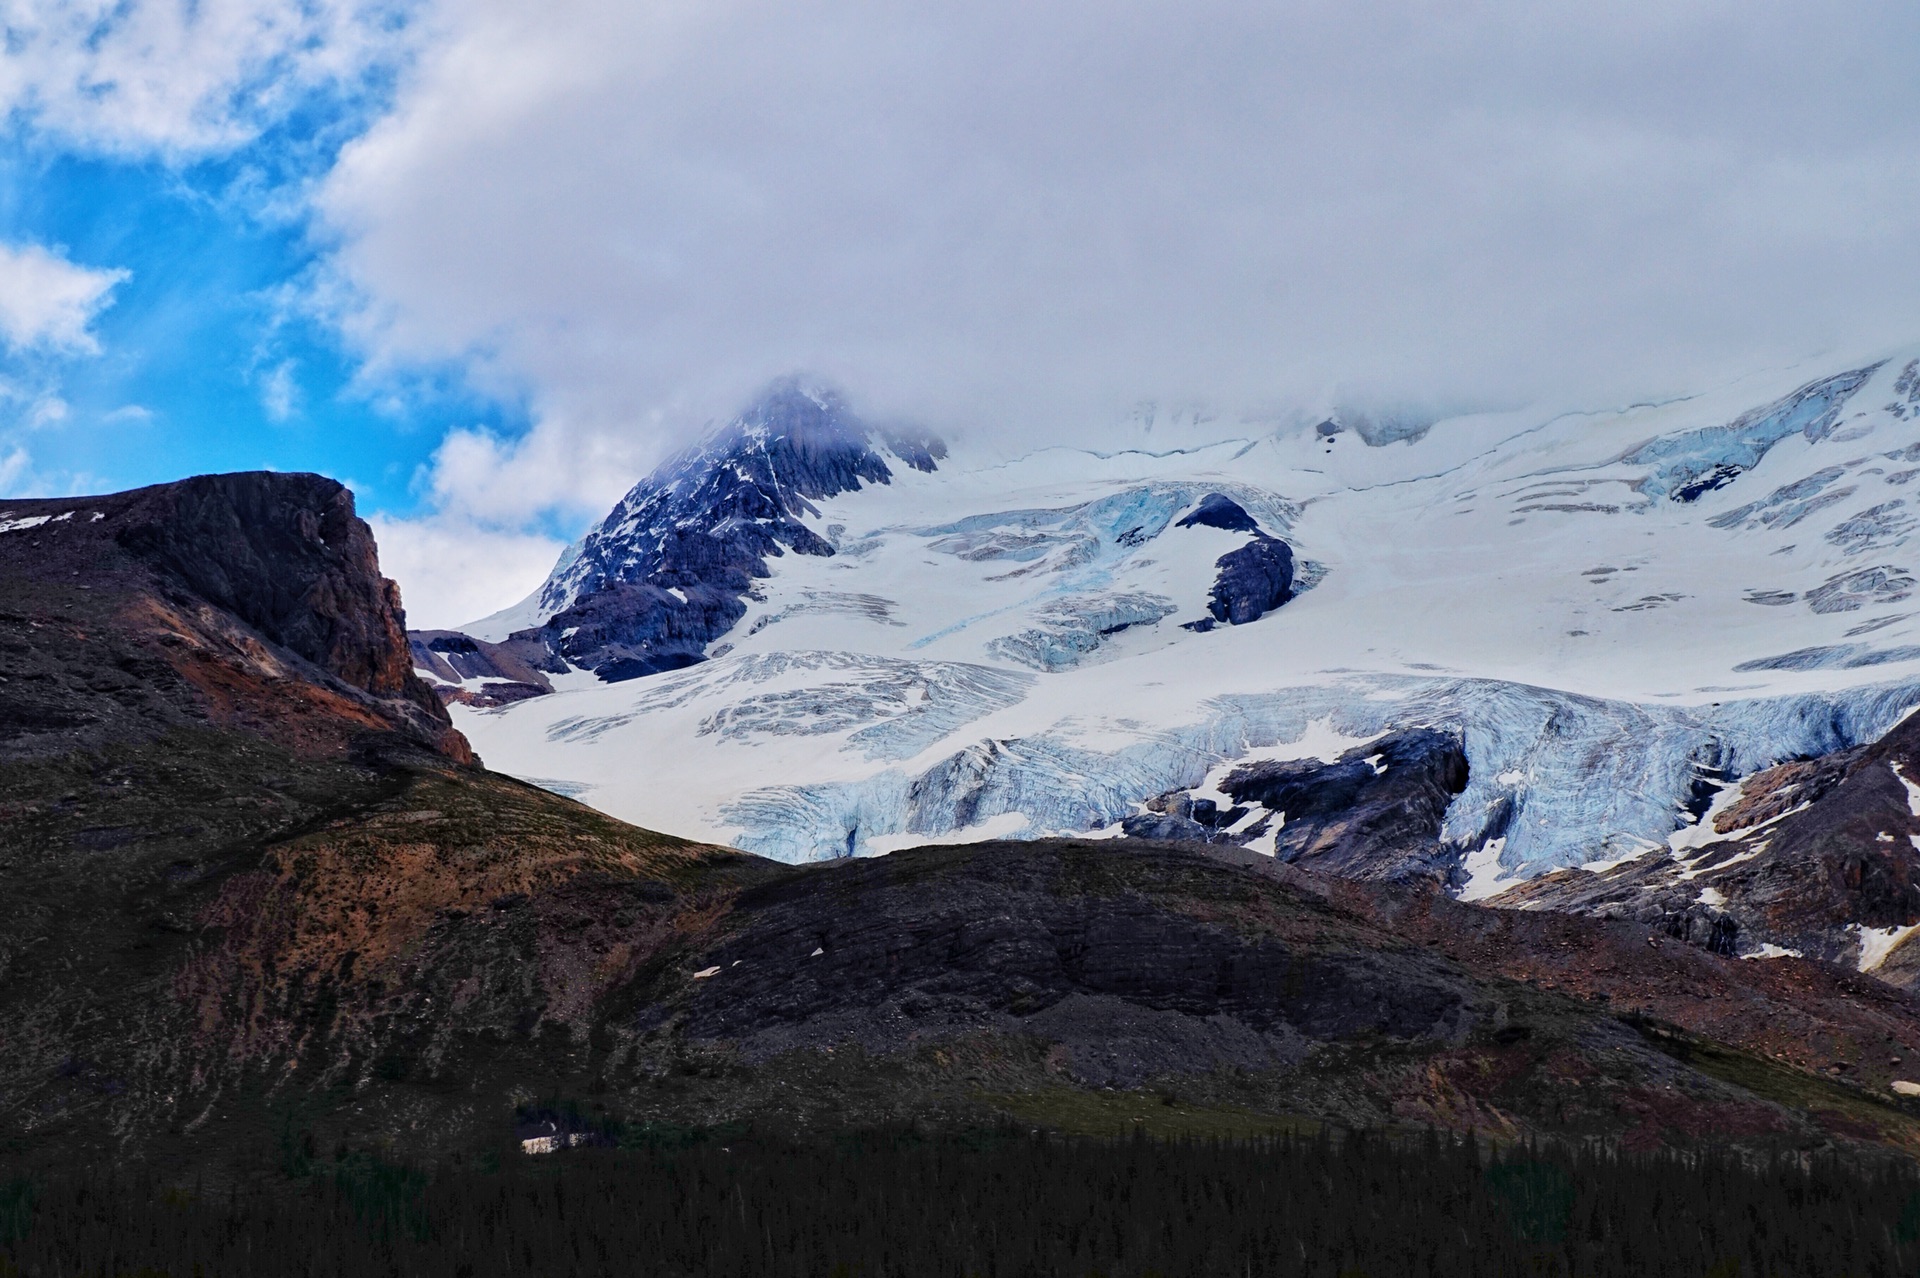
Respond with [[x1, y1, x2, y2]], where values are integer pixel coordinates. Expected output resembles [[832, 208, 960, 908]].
[[17, 466, 1920, 1173]]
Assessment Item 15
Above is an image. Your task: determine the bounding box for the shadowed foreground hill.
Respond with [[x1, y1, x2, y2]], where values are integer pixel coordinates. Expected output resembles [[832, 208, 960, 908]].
[[9, 473, 1920, 1183]]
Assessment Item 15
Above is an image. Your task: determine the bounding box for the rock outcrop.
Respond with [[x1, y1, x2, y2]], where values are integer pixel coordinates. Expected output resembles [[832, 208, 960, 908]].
[[1175, 492, 1261, 533], [0, 471, 469, 763], [1174, 494, 1296, 631], [409, 629, 555, 707], [1121, 728, 1470, 885], [1499, 707, 1920, 985], [1203, 533, 1295, 625]]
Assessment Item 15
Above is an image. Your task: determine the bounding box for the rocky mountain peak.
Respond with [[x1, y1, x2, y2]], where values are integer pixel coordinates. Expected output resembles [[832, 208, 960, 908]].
[[446, 380, 947, 686]]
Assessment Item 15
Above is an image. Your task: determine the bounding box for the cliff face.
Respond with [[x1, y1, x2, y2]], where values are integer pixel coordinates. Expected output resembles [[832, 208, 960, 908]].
[[113, 473, 437, 712], [0, 471, 469, 763]]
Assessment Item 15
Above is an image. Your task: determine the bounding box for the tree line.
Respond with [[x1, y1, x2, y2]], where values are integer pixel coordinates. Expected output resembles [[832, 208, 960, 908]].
[[4, 1125, 1919, 1276]]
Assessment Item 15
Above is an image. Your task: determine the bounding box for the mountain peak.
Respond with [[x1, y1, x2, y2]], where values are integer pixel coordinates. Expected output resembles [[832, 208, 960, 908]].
[[450, 381, 946, 682]]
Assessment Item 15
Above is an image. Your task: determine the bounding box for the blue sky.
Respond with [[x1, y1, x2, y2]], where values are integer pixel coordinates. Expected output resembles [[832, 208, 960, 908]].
[[4, 0, 1919, 627], [0, 112, 525, 516]]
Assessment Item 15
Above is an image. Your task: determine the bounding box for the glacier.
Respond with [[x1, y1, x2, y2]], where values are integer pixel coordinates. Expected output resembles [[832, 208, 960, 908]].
[[443, 348, 1920, 891], [713, 675, 1920, 870]]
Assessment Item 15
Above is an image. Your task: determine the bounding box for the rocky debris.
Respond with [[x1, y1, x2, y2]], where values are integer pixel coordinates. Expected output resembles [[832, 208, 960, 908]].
[[1120, 791, 1247, 844], [0, 472, 469, 764]]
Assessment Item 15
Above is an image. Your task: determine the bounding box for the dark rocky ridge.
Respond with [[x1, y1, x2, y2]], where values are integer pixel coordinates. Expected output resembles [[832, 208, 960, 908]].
[[674, 840, 1479, 1086]]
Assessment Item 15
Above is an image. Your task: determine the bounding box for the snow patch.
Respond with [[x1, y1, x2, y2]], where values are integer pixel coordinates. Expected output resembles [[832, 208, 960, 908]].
[[1856, 923, 1919, 972], [1893, 762, 1920, 817], [1456, 837, 1512, 902]]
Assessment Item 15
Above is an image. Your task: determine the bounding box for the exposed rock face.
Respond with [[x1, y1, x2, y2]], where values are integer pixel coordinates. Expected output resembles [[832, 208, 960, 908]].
[[113, 473, 437, 712], [410, 629, 555, 707], [457, 380, 945, 683], [1174, 494, 1297, 633], [1205, 534, 1295, 626], [1499, 709, 1920, 984], [1229, 729, 1468, 882], [1121, 728, 1470, 886], [0, 472, 468, 763]]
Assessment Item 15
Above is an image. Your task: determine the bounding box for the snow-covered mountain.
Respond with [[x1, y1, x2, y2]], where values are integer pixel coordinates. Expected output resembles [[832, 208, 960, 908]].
[[424, 353, 1920, 902]]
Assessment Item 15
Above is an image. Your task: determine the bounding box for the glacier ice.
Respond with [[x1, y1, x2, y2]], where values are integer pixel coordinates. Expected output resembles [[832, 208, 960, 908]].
[[717, 676, 1920, 868], [1629, 363, 1881, 502], [988, 592, 1179, 671]]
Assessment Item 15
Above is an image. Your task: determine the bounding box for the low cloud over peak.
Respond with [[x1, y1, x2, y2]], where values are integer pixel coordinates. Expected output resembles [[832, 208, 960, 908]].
[[321, 0, 1920, 451]]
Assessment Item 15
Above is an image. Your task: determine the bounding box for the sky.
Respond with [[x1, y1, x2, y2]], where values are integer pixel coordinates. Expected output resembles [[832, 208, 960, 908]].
[[3, 0, 1920, 627]]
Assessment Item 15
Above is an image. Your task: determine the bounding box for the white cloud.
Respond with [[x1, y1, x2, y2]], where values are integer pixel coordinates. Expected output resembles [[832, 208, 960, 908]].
[[260, 359, 299, 421], [0, 243, 127, 353], [366, 512, 562, 631], [420, 415, 658, 527], [0, 446, 32, 494], [317, 0, 1920, 499], [0, 0, 410, 156]]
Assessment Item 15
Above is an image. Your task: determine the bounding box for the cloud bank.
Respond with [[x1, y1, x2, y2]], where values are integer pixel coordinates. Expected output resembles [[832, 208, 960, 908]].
[[323, 0, 1920, 453]]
